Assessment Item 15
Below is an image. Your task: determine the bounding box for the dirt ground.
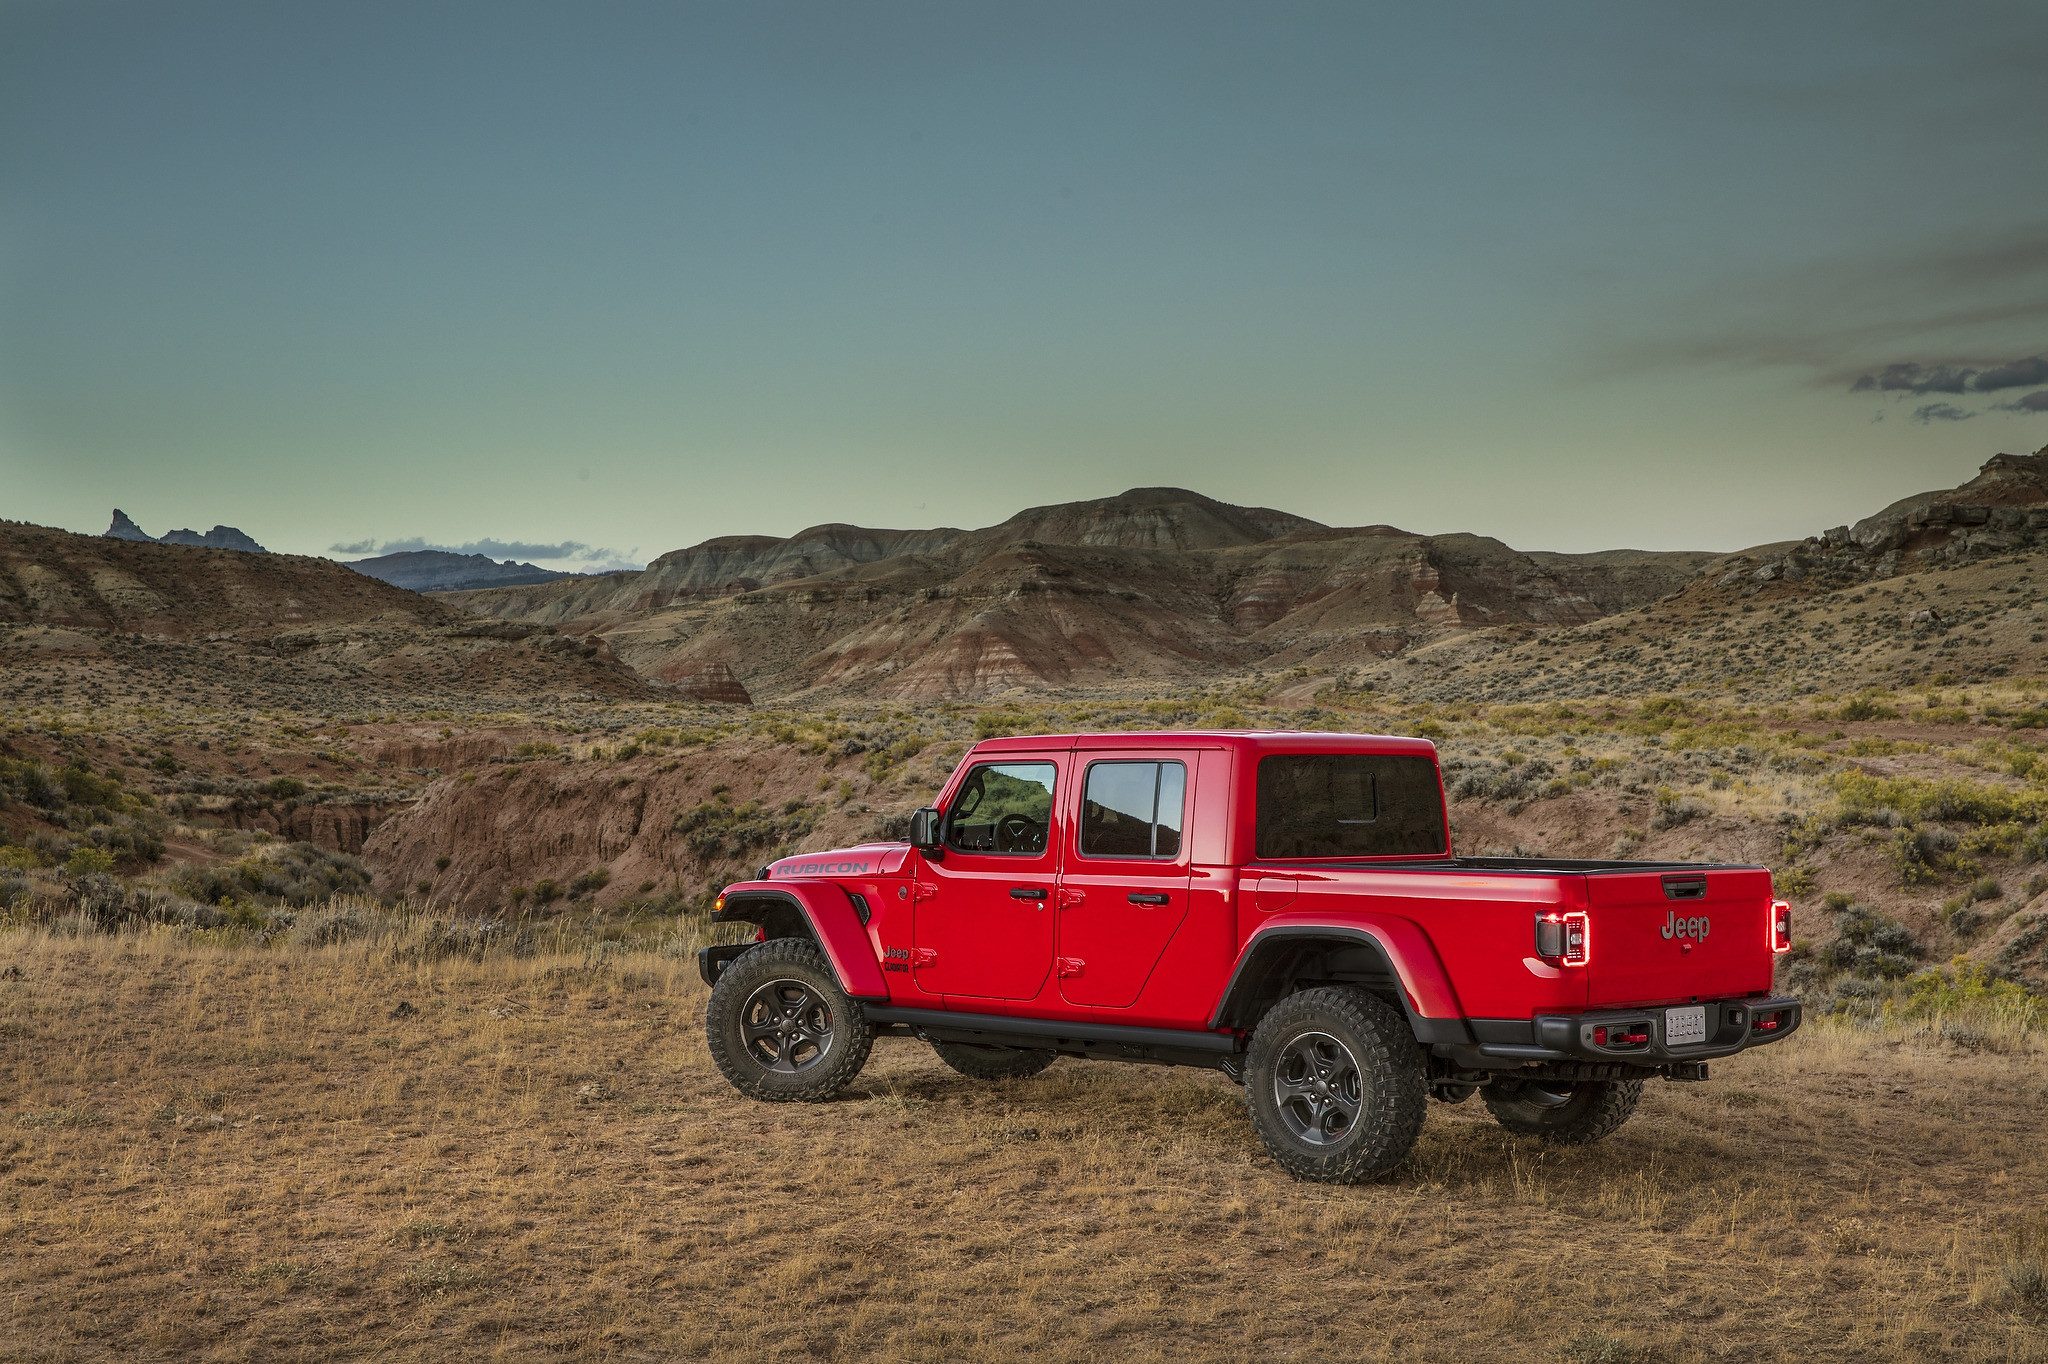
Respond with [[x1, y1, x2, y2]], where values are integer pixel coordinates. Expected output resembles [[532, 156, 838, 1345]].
[[2, 932, 2044, 1363]]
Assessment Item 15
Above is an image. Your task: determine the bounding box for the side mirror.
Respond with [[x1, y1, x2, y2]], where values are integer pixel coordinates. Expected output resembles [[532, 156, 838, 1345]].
[[909, 807, 943, 852]]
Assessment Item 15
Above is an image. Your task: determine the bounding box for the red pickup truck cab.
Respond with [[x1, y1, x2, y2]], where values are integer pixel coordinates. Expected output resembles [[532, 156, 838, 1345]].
[[701, 731, 1800, 1182]]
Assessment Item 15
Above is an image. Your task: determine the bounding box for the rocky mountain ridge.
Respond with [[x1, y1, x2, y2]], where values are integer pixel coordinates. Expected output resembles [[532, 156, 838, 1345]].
[[105, 509, 267, 554], [344, 549, 584, 593], [449, 486, 1715, 700]]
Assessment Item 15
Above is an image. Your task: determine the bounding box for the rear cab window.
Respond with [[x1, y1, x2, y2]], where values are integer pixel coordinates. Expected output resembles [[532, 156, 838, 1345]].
[[1255, 753, 1446, 859]]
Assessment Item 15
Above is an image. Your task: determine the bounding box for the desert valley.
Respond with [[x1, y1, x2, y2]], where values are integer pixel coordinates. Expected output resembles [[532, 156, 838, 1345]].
[[0, 446, 2046, 1359]]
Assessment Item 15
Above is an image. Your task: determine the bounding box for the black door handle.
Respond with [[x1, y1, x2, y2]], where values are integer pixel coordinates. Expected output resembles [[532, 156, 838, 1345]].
[[1009, 887, 1047, 900], [1127, 892, 1172, 906]]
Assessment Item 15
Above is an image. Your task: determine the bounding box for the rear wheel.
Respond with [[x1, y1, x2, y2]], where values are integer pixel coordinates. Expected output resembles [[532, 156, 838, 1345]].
[[1243, 986, 1427, 1183], [1482, 1078, 1643, 1144], [706, 938, 873, 1102], [931, 1040, 1057, 1080]]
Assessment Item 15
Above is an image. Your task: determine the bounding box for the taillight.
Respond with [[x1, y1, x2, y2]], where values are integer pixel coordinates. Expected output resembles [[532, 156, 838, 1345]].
[[1534, 911, 1591, 966], [1770, 899, 1792, 954], [1564, 911, 1589, 965]]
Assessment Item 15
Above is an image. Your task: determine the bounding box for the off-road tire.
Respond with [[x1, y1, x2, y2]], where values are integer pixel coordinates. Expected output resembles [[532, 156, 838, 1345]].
[[706, 938, 873, 1102], [1482, 1078, 1643, 1145], [1243, 986, 1427, 1184], [930, 1040, 1058, 1080]]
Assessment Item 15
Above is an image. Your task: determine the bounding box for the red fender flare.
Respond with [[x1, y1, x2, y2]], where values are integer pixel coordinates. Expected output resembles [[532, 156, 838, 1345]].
[[711, 879, 889, 1002], [1209, 911, 1469, 1043]]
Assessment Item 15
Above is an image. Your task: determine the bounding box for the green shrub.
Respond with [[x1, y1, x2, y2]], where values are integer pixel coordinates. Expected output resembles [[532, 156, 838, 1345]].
[[0, 846, 44, 872], [1905, 958, 2044, 1030], [64, 846, 115, 877], [1888, 829, 1940, 885], [1824, 903, 1921, 978], [1775, 867, 1817, 899], [569, 868, 611, 897], [1651, 788, 1709, 830], [59, 764, 124, 809], [1835, 772, 2048, 827], [1963, 823, 2026, 857], [267, 776, 307, 799]]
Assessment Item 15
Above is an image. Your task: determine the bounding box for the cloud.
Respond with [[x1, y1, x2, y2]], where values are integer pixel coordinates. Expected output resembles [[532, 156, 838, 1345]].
[[1975, 355, 2048, 392], [1851, 362, 1976, 395], [1912, 402, 1977, 423], [1600, 225, 2048, 382], [1849, 351, 2048, 395], [329, 537, 626, 562], [1993, 389, 2048, 414]]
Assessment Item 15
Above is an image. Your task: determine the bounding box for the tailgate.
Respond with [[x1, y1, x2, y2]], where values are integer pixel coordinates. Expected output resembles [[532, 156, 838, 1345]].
[[1584, 867, 1776, 1007]]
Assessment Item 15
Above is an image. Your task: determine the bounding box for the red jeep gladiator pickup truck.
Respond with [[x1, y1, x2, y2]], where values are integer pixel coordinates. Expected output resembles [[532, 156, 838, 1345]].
[[701, 731, 1800, 1182]]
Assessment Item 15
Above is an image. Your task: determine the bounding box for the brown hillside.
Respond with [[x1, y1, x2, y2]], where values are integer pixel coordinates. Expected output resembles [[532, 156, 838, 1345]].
[[0, 520, 649, 706], [0, 519, 430, 635], [1406, 444, 2048, 704], [448, 490, 1711, 700]]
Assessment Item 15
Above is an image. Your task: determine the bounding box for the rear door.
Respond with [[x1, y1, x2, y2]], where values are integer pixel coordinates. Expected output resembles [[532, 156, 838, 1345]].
[[1056, 752, 1195, 1009], [1584, 867, 1776, 1007]]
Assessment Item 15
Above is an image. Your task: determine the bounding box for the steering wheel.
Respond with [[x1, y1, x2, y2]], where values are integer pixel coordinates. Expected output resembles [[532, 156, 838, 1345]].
[[996, 813, 1044, 853]]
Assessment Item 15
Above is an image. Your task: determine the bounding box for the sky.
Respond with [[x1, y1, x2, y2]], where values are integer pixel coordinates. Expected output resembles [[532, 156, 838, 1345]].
[[3, 1, 2046, 570]]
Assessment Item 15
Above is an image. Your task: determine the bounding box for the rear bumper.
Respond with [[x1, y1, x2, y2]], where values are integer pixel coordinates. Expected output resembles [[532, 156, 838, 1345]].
[[1445, 995, 1802, 1071]]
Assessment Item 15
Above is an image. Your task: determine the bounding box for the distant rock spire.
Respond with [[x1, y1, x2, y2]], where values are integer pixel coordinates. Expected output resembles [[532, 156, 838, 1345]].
[[105, 509, 154, 541]]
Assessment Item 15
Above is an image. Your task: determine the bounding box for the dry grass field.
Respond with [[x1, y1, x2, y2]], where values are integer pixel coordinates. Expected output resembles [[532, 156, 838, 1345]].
[[3, 928, 2045, 1363]]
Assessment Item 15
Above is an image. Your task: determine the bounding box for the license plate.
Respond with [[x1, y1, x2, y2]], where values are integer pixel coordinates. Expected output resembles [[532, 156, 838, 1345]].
[[1665, 1005, 1707, 1046]]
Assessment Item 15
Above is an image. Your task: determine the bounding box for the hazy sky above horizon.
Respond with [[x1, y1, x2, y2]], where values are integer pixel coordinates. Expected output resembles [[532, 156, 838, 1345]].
[[4, 1, 2047, 569]]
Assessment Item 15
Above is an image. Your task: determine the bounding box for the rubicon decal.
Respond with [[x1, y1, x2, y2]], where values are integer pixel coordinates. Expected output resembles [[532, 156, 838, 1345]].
[[1661, 910, 1710, 941], [778, 860, 871, 876]]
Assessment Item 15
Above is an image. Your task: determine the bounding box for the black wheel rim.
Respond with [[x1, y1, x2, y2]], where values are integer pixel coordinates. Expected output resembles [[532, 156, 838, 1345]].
[[1272, 1029, 1364, 1146], [740, 978, 835, 1073]]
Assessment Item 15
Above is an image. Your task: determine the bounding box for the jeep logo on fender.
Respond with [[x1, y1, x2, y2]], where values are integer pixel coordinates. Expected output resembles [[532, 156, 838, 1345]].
[[1661, 910, 1710, 941]]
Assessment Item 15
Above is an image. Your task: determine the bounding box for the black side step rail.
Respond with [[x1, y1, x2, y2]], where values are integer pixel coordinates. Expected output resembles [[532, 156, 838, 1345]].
[[865, 1005, 1241, 1071]]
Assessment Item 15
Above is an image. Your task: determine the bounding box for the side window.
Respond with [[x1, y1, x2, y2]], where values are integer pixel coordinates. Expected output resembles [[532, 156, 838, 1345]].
[[944, 762, 1057, 854], [1079, 761, 1187, 859]]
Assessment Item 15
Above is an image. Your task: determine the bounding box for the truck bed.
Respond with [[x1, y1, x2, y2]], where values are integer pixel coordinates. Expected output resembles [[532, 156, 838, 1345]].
[[1250, 856, 1777, 1013]]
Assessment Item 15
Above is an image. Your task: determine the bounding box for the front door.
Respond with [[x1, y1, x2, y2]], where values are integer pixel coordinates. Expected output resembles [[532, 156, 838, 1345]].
[[913, 756, 1063, 1002], [1056, 753, 1194, 1009]]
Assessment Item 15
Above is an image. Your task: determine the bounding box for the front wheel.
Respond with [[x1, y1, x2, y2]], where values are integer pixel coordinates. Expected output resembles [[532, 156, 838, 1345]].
[[1482, 1078, 1643, 1144], [1243, 986, 1427, 1184], [931, 1040, 1057, 1080], [706, 938, 873, 1102]]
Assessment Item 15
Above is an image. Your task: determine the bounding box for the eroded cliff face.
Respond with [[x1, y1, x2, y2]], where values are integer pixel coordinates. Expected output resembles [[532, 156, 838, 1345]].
[[440, 488, 1713, 700], [361, 735, 889, 914], [1686, 445, 2048, 603]]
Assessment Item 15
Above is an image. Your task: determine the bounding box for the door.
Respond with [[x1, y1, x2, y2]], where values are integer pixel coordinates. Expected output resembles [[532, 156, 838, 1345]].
[[912, 756, 1063, 1001], [1056, 754, 1193, 1008]]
